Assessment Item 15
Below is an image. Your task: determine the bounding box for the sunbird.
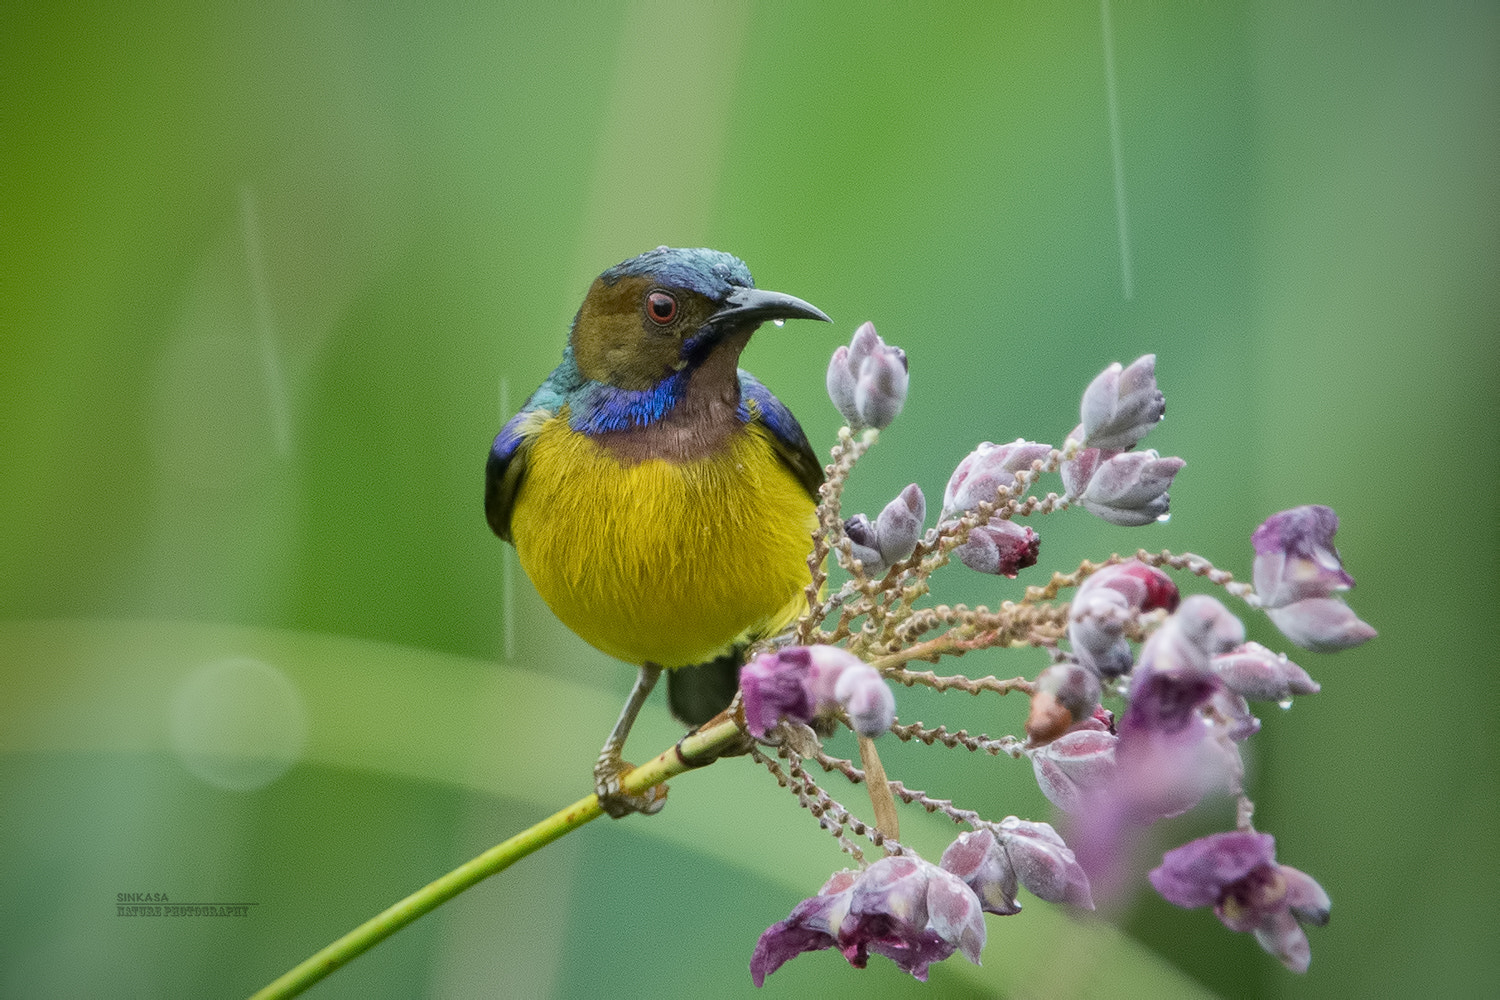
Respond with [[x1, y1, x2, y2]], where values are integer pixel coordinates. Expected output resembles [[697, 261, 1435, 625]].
[[486, 247, 830, 816]]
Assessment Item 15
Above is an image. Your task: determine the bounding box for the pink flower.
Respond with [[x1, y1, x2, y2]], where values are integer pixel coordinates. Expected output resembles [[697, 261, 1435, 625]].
[[1067, 561, 1181, 679], [1211, 642, 1321, 703], [1251, 505, 1353, 606], [1028, 728, 1118, 814], [1079, 354, 1165, 451], [750, 854, 985, 986], [1252, 506, 1375, 651], [843, 484, 927, 574], [739, 646, 895, 739], [954, 518, 1040, 577], [1062, 437, 1185, 527], [942, 439, 1054, 519], [1150, 831, 1330, 973], [827, 322, 908, 430], [941, 820, 1094, 915]]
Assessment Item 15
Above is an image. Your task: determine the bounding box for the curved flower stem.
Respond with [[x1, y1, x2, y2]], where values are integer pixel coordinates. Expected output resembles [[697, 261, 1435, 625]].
[[856, 733, 899, 844], [250, 715, 744, 1000]]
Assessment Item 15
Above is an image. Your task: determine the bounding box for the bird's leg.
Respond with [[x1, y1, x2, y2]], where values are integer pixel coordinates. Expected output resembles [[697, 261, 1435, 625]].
[[594, 663, 667, 818]]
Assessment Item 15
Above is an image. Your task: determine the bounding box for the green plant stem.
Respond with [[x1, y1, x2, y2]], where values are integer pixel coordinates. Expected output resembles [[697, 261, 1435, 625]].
[[249, 714, 743, 1000]]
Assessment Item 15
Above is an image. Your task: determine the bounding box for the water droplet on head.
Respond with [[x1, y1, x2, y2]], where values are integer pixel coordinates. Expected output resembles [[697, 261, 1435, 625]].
[[772, 318, 786, 327], [1156, 512, 1172, 524]]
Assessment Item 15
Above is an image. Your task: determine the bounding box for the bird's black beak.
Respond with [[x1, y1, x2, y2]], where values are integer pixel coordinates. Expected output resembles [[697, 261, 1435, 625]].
[[711, 286, 832, 328]]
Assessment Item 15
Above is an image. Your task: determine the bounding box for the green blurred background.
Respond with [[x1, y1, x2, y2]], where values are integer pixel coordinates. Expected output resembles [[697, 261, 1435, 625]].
[[3, 2, 1496, 997]]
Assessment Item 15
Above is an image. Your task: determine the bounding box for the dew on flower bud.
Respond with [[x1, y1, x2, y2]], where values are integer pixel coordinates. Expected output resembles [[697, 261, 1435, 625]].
[[711, 342, 1365, 987]]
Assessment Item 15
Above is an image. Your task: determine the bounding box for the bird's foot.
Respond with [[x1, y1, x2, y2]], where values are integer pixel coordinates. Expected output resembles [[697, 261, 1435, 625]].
[[594, 756, 667, 819]]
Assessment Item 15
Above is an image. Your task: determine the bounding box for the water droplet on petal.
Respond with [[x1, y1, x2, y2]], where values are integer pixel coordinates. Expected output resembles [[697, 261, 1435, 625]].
[[1277, 697, 1294, 710]]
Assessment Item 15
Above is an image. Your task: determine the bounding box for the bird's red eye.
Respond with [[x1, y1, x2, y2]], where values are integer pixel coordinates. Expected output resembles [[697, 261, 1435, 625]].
[[646, 291, 678, 325]]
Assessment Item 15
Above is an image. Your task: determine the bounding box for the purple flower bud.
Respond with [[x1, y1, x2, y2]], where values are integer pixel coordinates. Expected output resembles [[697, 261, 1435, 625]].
[[1133, 595, 1246, 685], [941, 439, 1054, 520], [1080, 354, 1166, 451], [1118, 602, 1248, 818], [844, 856, 985, 977], [842, 513, 885, 572], [750, 869, 857, 987], [940, 821, 1095, 916], [1211, 642, 1321, 703], [827, 322, 909, 430], [1068, 561, 1181, 678], [1026, 662, 1102, 744], [1080, 560, 1182, 613], [803, 644, 868, 707], [874, 484, 925, 566], [1251, 505, 1375, 652], [753, 854, 986, 984], [940, 829, 1021, 915], [739, 648, 816, 738], [1068, 590, 1135, 679], [1180, 594, 1247, 656], [994, 816, 1095, 909], [739, 646, 895, 739], [1251, 505, 1355, 607], [1209, 686, 1261, 742], [854, 347, 909, 430], [834, 663, 896, 737], [1280, 864, 1332, 928], [1113, 681, 1243, 822], [1122, 666, 1222, 743], [1027, 728, 1118, 813], [955, 518, 1040, 577], [1150, 830, 1276, 909], [847, 319, 882, 371], [921, 866, 987, 966], [1059, 428, 1110, 499], [1266, 597, 1378, 653], [1149, 832, 1329, 974], [1256, 908, 1312, 974], [1073, 450, 1185, 527], [826, 345, 859, 426]]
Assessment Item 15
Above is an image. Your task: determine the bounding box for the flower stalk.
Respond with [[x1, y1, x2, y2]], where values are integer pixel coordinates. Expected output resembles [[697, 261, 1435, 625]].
[[250, 714, 744, 1000]]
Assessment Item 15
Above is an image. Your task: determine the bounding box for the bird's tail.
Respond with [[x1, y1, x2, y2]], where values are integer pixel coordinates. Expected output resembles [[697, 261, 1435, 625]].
[[666, 646, 746, 726]]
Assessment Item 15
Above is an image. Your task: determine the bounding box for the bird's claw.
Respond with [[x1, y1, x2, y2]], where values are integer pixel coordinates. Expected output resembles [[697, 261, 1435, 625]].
[[594, 757, 667, 818]]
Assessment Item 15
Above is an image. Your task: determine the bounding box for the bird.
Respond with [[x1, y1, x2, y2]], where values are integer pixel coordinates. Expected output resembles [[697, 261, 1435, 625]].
[[486, 246, 829, 816]]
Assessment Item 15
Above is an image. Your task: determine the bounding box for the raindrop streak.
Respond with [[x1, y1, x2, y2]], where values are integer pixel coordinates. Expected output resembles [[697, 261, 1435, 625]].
[[1100, 0, 1134, 301], [241, 186, 293, 453]]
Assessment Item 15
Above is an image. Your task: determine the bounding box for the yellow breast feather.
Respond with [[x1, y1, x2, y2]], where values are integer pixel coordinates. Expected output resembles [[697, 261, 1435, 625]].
[[511, 414, 816, 668]]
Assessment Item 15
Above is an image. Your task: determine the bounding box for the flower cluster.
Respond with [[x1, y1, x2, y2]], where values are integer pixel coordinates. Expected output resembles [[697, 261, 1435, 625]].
[[1150, 832, 1331, 973], [732, 324, 1372, 985]]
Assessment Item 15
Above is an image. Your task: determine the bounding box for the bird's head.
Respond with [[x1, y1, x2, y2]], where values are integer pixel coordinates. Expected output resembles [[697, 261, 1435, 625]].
[[569, 247, 830, 391]]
